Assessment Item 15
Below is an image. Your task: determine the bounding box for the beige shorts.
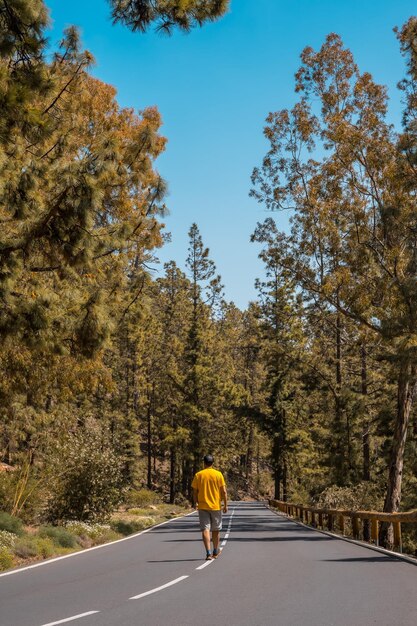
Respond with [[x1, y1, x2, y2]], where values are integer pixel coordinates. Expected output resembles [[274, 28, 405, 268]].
[[198, 509, 222, 531]]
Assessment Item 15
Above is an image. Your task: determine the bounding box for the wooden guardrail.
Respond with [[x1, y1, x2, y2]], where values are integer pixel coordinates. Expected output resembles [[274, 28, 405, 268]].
[[269, 499, 417, 553]]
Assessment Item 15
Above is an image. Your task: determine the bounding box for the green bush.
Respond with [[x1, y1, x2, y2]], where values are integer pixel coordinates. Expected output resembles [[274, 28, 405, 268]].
[[0, 547, 14, 571], [0, 530, 17, 549], [34, 537, 55, 558], [65, 521, 110, 539], [173, 493, 189, 507], [46, 426, 123, 523], [0, 512, 23, 536], [127, 489, 162, 508], [110, 518, 153, 536], [64, 521, 118, 545], [313, 482, 384, 511], [14, 536, 55, 559], [39, 526, 77, 548], [14, 537, 38, 559]]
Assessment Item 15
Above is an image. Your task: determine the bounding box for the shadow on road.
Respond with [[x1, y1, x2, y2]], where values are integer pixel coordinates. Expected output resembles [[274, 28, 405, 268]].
[[147, 558, 202, 563], [321, 556, 403, 563]]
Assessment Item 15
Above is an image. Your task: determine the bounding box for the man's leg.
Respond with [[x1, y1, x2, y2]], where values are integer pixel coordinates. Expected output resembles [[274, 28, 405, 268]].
[[212, 530, 220, 552], [202, 529, 211, 552], [212, 510, 222, 557], [199, 510, 212, 559]]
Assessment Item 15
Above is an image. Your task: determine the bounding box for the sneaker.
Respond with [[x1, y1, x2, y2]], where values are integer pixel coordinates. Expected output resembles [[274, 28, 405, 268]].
[[205, 553, 213, 560], [212, 548, 222, 559]]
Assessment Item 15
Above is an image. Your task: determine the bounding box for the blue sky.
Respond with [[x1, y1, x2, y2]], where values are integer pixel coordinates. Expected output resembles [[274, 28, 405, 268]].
[[46, 0, 417, 309]]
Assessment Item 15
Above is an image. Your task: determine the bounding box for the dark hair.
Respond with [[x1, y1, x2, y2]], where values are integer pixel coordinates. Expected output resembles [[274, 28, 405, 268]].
[[203, 454, 214, 466]]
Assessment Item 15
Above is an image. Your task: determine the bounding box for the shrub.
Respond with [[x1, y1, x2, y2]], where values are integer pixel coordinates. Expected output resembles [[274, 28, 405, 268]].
[[0, 530, 17, 549], [173, 493, 190, 507], [39, 526, 77, 548], [127, 508, 143, 515], [127, 489, 162, 508], [46, 425, 123, 523], [0, 512, 23, 536], [0, 466, 46, 524], [0, 547, 14, 571], [14, 536, 55, 559], [313, 483, 384, 511], [14, 537, 39, 559], [64, 521, 110, 539], [110, 518, 154, 536], [34, 537, 55, 558], [64, 521, 117, 545]]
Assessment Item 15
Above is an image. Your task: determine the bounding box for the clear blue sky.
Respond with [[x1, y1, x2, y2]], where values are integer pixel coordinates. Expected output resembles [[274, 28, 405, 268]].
[[46, 0, 417, 309]]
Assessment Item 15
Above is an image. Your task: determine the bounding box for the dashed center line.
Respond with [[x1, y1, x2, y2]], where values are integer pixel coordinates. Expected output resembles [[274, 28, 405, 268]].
[[129, 575, 189, 600], [39, 611, 100, 626], [33, 507, 239, 624]]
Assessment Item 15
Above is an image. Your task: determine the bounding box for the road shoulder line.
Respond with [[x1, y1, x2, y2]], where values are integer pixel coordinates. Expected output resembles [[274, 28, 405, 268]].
[[0, 512, 196, 578]]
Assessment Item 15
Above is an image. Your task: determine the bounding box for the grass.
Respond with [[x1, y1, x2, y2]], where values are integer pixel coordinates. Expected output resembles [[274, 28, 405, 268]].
[[0, 502, 190, 572]]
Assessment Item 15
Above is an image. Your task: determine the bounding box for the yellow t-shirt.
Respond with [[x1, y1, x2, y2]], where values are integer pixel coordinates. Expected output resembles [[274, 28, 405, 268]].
[[191, 467, 226, 511]]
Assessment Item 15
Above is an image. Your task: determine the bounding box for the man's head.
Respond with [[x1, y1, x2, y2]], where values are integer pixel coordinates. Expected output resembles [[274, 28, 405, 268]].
[[203, 454, 214, 467]]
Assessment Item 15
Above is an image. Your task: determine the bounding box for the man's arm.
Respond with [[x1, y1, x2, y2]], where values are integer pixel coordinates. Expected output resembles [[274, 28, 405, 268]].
[[220, 485, 228, 513], [192, 488, 198, 508]]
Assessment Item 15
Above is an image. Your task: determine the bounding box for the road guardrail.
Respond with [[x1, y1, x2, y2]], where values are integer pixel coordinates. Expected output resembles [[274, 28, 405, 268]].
[[269, 499, 417, 553]]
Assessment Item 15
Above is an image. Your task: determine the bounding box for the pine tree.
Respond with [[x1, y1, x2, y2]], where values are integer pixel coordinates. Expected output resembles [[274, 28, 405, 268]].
[[251, 31, 417, 540], [181, 224, 223, 490], [109, 0, 229, 34], [252, 219, 311, 500]]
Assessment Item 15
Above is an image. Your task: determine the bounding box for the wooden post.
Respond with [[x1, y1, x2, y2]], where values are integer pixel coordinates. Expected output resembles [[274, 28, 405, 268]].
[[311, 512, 316, 527], [352, 516, 360, 539], [318, 513, 323, 528], [371, 518, 379, 545], [393, 522, 402, 553], [327, 514, 334, 531], [338, 515, 345, 535]]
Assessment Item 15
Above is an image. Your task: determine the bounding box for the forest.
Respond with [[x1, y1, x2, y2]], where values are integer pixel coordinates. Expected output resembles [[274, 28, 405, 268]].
[[1, 0, 417, 556]]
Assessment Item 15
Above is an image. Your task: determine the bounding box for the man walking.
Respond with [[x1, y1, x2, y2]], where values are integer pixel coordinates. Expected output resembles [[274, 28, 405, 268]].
[[191, 454, 228, 560]]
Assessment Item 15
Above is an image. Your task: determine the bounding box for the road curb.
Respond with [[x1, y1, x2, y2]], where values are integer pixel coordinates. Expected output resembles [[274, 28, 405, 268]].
[[268, 506, 417, 567]]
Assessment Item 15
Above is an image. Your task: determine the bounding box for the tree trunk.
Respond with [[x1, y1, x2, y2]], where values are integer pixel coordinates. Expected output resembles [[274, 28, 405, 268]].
[[146, 397, 152, 490], [169, 447, 176, 504], [274, 466, 281, 500], [182, 458, 192, 499], [246, 423, 254, 479], [380, 362, 417, 547], [282, 460, 288, 502], [361, 344, 370, 482], [361, 343, 370, 542], [334, 310, 344, 482], [272, 436, 281, 500]]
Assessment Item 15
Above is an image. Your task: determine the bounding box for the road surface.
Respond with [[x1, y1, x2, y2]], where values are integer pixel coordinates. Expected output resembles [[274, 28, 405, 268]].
[[0, 502, 416, 626]]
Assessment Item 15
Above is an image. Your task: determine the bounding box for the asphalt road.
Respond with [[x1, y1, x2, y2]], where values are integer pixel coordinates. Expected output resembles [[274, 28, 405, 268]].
[[1, 501, 416, 626]]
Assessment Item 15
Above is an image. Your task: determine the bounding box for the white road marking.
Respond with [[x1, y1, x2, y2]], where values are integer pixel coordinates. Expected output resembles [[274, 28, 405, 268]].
[[129, 575, 189, 600], [196, 508, 235, 570], [0, 512, 196, 578], [196, 559, 213, 570], [39, 611, 99, 626]]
